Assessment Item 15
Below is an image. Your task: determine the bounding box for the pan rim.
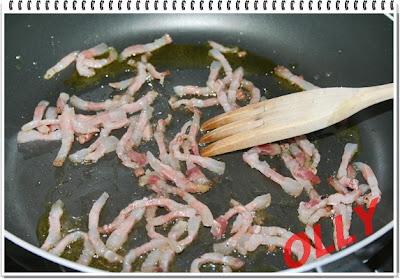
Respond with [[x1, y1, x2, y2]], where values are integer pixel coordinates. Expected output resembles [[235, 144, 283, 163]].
[[4, 221, 393, 273]]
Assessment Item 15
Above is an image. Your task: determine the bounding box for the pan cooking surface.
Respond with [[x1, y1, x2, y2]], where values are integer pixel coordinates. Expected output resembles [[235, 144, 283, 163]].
[[5, 14, 393, 272]]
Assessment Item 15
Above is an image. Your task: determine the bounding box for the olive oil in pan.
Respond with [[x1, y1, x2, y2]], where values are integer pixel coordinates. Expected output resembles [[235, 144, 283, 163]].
[[36, 204, 52, 246], [150, 44, 277, 75], [62, 237, 124, 272], [335, 123, 361, 145], [36, 203, 86, 246], [60, 239, 84, 262], [63, 43, 280, 93], [150, 44, 301, 94], [36, 204, 123, 271], [273, 75, 304, 93], [64, 60, 134, 92], [37, 205, 92, 266], [90, 256, 123, 272], [243, 247, 280, 272]]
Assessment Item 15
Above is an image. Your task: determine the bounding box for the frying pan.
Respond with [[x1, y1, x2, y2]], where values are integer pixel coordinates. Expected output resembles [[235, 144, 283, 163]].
[[4, 14, 394, 272]]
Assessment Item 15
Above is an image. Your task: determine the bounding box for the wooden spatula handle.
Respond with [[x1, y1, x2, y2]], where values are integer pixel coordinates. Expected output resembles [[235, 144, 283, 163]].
[[328, 83, 394, 125], [357, 83, 394, 106]]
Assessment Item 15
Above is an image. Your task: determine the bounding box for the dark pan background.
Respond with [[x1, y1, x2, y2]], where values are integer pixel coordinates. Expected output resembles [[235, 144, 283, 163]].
[[4, 14, 393, 272]]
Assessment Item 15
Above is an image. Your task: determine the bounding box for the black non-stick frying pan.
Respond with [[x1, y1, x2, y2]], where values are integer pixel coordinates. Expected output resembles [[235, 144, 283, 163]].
[[4, 14, 394, 272]]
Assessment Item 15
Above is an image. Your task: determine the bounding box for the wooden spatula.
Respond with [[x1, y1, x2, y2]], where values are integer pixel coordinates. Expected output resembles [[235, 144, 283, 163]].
[[200, 83, 393, 157]]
